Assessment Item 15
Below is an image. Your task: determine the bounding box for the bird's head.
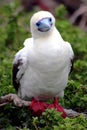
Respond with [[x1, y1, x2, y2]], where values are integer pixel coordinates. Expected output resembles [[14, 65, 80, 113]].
[[30, 11, 55, 39]]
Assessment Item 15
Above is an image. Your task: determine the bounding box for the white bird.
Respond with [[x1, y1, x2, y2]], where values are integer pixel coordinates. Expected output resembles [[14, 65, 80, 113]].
[[12, 11, 74, 105]]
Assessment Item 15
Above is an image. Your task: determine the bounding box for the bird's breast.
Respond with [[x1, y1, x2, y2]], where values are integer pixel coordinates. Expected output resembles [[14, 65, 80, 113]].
[[19, 42, 70, 100], [29, 43, 69, 72]]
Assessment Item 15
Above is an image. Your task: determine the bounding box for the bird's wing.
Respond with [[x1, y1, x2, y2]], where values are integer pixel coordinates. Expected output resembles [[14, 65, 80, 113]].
[[70, 56, 74, 73], [12, 38, 32, 91], [66, 41, 74, 74]]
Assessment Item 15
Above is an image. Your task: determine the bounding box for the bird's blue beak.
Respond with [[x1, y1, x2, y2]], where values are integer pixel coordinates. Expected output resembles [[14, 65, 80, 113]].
[[36, 17, 53, 32]]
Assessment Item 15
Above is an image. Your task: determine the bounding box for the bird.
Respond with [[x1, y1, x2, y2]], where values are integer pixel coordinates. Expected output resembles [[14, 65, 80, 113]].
[[12, 11, 74, 117]]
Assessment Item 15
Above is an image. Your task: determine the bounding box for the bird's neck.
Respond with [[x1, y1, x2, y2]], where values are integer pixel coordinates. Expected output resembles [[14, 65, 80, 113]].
[[32, 27, 64, 52], [33, 27, 63, 42]]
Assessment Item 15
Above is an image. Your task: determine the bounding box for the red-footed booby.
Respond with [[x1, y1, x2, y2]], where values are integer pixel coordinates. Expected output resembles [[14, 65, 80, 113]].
[[12, 11, 74, 117]]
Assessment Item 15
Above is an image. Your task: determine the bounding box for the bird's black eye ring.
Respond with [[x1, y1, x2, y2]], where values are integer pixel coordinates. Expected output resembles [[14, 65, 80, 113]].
[[49, 18, 52, 22], [36, 22, 40, 26]]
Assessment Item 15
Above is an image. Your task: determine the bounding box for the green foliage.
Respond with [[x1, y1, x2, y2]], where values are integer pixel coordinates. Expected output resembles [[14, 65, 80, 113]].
[[0, 105, 33, 129], [32, 109, 87, 130], [0, 2, 87, 129], [55, 4, 67, 19]]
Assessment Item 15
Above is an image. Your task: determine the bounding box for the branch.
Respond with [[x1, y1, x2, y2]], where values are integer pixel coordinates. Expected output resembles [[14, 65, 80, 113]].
[[70, 5, 87, 24], [64, 109, 87, 118], [0, 94, 87, 118], [0, 94, 30, 107], [69, 5, 87, 31]]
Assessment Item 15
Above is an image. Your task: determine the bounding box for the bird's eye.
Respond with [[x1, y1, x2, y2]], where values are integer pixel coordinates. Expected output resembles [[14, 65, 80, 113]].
[[49, 18, 52, 22], [36, 22, 41, 26]]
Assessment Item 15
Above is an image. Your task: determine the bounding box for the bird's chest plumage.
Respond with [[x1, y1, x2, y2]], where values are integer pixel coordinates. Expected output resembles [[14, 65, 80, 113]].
[[19, 41, 70, 100], [31, 41, 69, 73]]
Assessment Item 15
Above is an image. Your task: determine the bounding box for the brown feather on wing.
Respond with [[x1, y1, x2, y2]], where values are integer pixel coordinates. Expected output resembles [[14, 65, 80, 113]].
[[70, 56, 74, 74], [12, 59, 23, 91]]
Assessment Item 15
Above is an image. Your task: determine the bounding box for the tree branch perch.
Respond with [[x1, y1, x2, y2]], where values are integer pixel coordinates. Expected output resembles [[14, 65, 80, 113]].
[[0, 94, 30, 107], [0, 94, 87, 118]]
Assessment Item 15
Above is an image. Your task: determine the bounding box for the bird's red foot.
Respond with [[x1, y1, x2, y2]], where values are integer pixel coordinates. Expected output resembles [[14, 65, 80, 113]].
[[47, 97, 66, 118], [29, 97, 66, 118], [29, 98, 48, 116]]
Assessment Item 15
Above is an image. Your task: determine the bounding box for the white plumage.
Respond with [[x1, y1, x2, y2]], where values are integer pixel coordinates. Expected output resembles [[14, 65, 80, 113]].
[[12, 11, 74, 101]]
